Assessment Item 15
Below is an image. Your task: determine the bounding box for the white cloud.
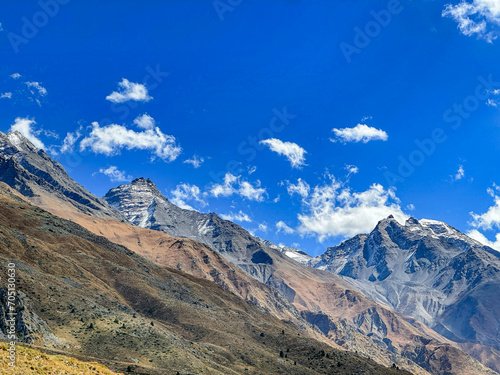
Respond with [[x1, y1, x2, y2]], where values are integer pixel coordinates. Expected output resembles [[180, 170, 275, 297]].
[[259, 138, 307, 168], [345, 164, 359, 175], [406, 203, 415, 211], [210, 172, 266, 201], [470, 186, 500, 231], [443, 0, 500, 43], [286, 178, 310, 198], [487, 98, 498, 107], [258, 223, 268, 232], [0, 23, 3, 32], [467, 229, 500, 250], [25, 81, 47, 96], [220, 210, 252, 222], [297, 177, 408, 241], [468, 185, 500, 250], [331, 124, 388, 143], [248, 165, 257, 175], [97, 166, 132, 182], [106, 78, 152, 103], [80, 122, 181, 162], [133, 114, 155, 130], [10, 73, 21, 79], [239, 181, 266, 201], [183, 155, 204, 168], [9, 117, 45, 150], [60, 128, 82, 154], [452, 165, 465, 181], [0, 92, 12, 99], [276, 220, 295, 234], [170, 183, 207, 210]]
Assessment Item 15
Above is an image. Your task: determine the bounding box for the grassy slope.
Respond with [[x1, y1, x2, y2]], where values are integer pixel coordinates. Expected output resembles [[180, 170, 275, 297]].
[[0, 342, 119, 375], [0, 188, 410, 375]]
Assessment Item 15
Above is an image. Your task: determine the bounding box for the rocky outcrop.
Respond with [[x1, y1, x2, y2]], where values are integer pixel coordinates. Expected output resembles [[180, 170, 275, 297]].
[[313, 215, 500, 372], [0, 131, 123, 220]]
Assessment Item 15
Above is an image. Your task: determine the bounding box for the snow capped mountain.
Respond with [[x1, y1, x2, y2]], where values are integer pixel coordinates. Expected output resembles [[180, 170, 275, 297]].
[[104, 177, 278, 282], [256, 237, 313, 265], [0, 131, 122, 219], [312, 215, 500, 357], [1, 132, 498, 374]]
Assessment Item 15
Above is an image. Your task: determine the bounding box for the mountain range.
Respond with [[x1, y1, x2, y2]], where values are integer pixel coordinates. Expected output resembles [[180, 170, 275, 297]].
[[1, 130, 499, 375]]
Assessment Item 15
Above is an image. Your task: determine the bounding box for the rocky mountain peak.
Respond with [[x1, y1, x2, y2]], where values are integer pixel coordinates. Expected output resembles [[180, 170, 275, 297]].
[[405, 217, 420, 226], [0, 131, 123, 219], [0, 131, 37, 152]]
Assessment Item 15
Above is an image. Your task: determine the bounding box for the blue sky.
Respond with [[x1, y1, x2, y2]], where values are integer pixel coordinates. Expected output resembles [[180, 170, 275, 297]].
[[2, 0, 500, 255]]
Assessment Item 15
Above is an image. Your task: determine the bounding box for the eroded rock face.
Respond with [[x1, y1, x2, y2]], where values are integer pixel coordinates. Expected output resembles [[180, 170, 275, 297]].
[[0, 131, 123, 220], [1, 132, 497, 374], [314, 216, 500, 356], [0, 289, 60, 347], [104, 177, 280, 284]]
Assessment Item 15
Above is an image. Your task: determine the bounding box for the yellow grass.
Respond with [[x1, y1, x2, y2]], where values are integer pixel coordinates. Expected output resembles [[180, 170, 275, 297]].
[[0, 342, 120, 375]]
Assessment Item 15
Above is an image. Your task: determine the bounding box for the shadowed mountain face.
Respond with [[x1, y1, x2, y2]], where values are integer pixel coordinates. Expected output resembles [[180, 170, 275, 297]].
[[0, 186, 414, 375], [0, 131, 498, 375], [102, 178, 499, 375], [105, 177, 277, 283], [312, 215, 500, 371], [0, 131, 123, 220]]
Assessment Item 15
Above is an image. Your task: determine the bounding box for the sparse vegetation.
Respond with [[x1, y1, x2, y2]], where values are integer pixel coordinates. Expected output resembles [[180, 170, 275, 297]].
[[0, 342, 119, 374]]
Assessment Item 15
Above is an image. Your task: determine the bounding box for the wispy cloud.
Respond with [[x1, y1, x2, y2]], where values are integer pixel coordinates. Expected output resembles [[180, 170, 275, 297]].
[[286, 178, 310, 198], [60, 128, 82, 154], [10, 73, 21, 79], [220, 210, 252, 222], [106, 78, 152, 103], [259, 138, 307, 168], [210, 172, 266, 201], [345, 164, 359, 178], [97, 166, 132, 182], [183, 155, 204, 168], [443, 0, 500, 43], [25, 81, 47, 96], [170, 183, 207, 210], [0, 92, 12, 99], [331, 124, 388, 143], [258, 222, 268, 232], [451, 165, 465, 181], [276, 220, 295, 234]]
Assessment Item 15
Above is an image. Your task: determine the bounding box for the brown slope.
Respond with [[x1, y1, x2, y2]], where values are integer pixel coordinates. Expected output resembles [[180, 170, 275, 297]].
[[0, 187, 412, 375], [14, 183, 496, 375], [0, 342, 120, 375]]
